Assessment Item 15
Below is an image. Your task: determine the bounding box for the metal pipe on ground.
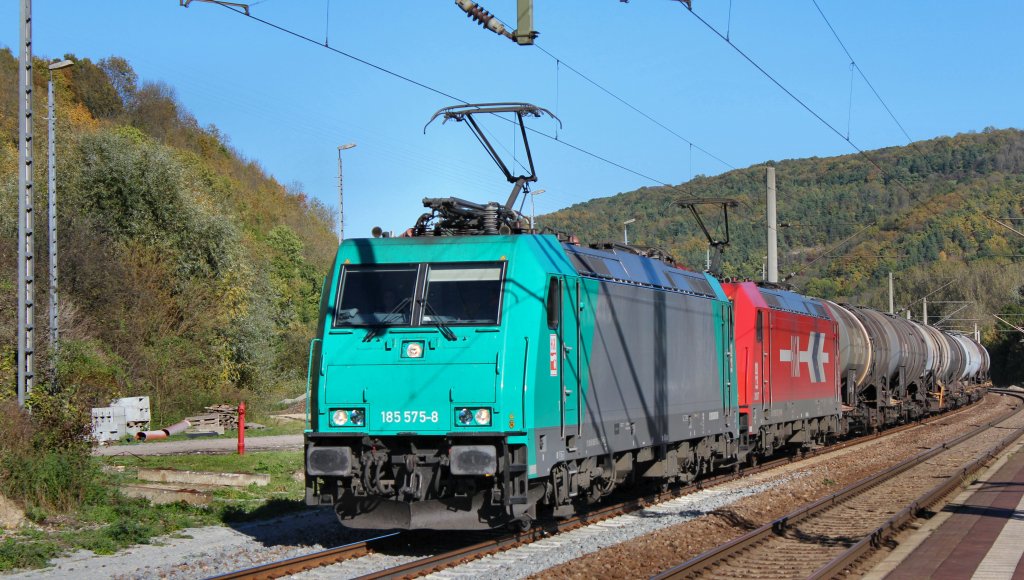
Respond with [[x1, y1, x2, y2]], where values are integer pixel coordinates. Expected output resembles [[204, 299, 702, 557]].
[[136, 419, 192, 441], [163, 419, 191, 436], [136, 430, 167, 441]]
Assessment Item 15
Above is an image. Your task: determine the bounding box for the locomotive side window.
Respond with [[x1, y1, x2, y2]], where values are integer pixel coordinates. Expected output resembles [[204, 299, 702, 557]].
[[334, 265, 418, 327], [422, 264, 504, 325], [666, 271, 716, 298], [756, 310, 763, 342], [547, 277, 560, 330]]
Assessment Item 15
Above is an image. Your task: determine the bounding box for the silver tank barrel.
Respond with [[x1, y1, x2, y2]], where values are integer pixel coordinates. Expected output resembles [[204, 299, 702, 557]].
[[823, 301, 871, 392], [922, 325, 951, 382], [847, 307, 901, 384], [943, 333, 967, 383], [954, 335, 983, 380]]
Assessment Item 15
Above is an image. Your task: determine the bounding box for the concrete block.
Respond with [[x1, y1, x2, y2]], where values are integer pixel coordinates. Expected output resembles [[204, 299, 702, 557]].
[[92, 406, 127, 443], [120, 484, 211, 506], [137, 468, 271, 488]]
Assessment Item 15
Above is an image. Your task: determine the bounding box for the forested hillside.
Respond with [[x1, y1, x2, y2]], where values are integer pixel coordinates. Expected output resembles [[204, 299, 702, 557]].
[[0, 49, 336, 423], [543, 129, 1024, 384]]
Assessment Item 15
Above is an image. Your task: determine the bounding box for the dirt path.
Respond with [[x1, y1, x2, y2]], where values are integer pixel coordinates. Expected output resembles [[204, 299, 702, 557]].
[[92, 434, 303, 457]]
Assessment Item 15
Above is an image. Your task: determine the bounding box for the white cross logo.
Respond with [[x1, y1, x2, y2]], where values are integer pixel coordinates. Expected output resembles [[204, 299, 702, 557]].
[[780, 332, 830, 383]]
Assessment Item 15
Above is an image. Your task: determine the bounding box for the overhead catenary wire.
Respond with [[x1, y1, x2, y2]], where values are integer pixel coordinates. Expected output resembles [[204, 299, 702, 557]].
[[532, 44, 737, 172], [204, 0, 727, 212], [803, 0, 1014, 281], [810, 0, 916, 146], [481, 9, 737, 173], [673, 1, 958, 282]]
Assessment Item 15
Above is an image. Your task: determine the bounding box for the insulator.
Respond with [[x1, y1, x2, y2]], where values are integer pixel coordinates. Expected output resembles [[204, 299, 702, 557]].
[[454, 0, 511, 38], [483, 203, 499, 234]]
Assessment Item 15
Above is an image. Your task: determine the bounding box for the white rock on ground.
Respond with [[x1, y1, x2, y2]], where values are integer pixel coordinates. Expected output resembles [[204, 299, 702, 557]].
[[0, 494, 25, 530]]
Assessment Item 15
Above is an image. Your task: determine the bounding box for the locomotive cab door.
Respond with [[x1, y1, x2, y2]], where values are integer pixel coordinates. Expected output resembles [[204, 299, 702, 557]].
[[758, 309, 771, 423], [558, 276, 581, 440]]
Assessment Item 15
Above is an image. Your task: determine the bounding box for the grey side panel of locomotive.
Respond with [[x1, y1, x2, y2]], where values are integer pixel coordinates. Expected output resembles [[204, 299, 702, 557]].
[[531, 281, 732, 477], [536, 281, 732, 475]]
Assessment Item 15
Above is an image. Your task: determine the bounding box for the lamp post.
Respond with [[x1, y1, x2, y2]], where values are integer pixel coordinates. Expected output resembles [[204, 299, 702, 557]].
[[623, 218, 637, 244], [337, 143, 356, 241], [47, 59, 73, 388], [528, 188, 545, 231]]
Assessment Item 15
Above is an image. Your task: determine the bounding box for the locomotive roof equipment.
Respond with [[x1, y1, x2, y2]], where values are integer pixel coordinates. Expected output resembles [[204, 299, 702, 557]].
[[676, 197, 740, 278], [414, 103, 560, 237], [424, 102, 560, 212]]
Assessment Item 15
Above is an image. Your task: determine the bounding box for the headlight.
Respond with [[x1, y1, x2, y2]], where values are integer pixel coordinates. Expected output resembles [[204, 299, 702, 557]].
[[455, 407, 492, 426], [332, 410, 349, 426], [330, 408, 365, 427], [350, 409, 365, 426], [474, 408, 491, 425]]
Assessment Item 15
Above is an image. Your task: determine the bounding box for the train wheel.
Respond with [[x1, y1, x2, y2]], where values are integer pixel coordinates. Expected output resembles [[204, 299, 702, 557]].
[[512, 514, 533, 533]]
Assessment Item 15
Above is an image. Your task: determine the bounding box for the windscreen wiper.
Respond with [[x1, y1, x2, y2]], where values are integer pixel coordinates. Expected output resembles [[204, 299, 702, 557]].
[[363, 297, 412, 342], [421, 301, 458, 341]]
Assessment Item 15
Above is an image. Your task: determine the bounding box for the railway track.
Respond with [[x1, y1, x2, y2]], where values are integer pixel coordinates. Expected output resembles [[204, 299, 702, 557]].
[[209, 394, 993, 580], [652, 390, 1024, 579]]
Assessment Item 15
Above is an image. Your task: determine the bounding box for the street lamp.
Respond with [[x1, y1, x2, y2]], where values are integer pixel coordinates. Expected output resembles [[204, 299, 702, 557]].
[[623, 218, 637, 244], [47, 58, 73, 388], [528, 189, 545, 231], [337, 143, 356, 241]]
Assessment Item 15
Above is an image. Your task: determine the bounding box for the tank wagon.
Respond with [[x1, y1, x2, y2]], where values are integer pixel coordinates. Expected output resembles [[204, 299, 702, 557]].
[[821, 303, 987, 430], [305, 235, 738, 529]]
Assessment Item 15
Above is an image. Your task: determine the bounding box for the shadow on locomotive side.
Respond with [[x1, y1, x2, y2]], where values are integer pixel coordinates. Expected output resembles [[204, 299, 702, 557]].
[[302, 105, 989, 531]]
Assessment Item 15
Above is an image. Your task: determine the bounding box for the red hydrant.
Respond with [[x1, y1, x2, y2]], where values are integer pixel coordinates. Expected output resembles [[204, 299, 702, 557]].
[[238, 400, 246, 455]]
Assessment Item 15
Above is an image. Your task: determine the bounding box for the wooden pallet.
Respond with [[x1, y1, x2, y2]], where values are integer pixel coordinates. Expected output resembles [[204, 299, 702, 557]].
[[185, 405, 239, 431]]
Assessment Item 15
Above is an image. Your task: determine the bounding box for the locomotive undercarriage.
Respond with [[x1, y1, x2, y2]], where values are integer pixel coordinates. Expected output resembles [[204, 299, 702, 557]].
[[740, 415, 844, 464], [307, 432, 740, 529], [306, 435, 538, 530], [538, 433, 736, 519]]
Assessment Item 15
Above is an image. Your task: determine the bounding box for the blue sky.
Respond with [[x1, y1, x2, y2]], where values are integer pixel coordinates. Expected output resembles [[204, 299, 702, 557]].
[[5, 1, 1023, 240]]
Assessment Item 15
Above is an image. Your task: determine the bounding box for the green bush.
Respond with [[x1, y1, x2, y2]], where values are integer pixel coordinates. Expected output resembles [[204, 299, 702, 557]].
[[0, 398, 102, 514], [0, 447, 101, 513], [0, 538, 60, 571]]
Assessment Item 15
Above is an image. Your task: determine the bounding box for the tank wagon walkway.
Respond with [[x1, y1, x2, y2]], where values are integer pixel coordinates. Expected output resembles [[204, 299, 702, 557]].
[[871, 438, 1024, 579]]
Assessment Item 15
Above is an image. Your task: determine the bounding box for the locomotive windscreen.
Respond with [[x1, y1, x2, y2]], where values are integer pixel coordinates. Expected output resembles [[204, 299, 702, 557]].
[[334, 265, 417, 326], [422, 264, 503, 325]]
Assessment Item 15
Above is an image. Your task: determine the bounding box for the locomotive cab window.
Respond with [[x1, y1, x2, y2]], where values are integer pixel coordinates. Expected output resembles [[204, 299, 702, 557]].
[[422, 263, 504, 325], [334, 265, 417, 327]]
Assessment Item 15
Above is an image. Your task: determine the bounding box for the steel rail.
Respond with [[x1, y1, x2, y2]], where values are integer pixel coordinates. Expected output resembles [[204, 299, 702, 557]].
[[651, 389, 1022, 580], [809, 389, 1024, 579], [208, 532, 398, 580]]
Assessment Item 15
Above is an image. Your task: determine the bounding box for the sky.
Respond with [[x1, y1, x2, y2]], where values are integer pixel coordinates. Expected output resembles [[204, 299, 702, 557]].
[[4, 1, 1023, 241]]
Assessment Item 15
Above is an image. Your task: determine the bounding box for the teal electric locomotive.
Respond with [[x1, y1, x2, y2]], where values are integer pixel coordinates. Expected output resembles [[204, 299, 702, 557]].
[[305, 104, 739, 530], [304, 216, 738, 530]]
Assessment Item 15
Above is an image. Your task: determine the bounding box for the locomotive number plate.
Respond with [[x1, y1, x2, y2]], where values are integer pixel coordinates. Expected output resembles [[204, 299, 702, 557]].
[[380, 410, 440, 424]]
